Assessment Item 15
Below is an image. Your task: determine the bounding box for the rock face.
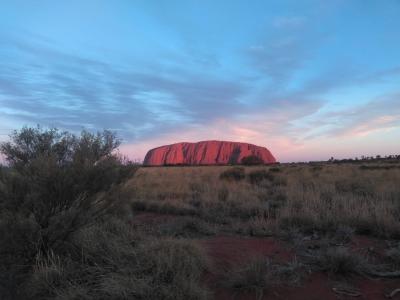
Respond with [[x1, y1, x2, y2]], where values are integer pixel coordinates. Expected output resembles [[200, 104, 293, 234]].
[[143, 140, 276, 166]]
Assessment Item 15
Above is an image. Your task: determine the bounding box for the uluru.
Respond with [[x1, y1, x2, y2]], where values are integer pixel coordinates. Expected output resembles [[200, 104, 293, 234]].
[[143, 140, 276, 166]]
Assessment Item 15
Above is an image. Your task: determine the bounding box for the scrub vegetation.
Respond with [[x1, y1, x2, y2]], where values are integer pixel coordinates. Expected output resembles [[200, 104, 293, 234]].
[[130, 162, 400, 238], [0, 127, 209, 300], [1, 126, 400, 300]]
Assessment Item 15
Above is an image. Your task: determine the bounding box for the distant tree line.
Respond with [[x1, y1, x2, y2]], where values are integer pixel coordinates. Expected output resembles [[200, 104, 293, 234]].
[[327, 154, 400, 164]]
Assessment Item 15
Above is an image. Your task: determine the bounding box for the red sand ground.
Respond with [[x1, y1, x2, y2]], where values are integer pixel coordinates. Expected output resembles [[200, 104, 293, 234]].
[[201, 235, 400, 300], [199, 236, 293, 268], [133, 213, 400, 299]]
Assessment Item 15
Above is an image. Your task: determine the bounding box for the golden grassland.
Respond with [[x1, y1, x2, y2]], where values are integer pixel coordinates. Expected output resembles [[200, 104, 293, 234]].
[[5, 127, 399, 299], [20, 162, 400, 299], [4, 157, 400, 299], [126, 162, 400, 238]]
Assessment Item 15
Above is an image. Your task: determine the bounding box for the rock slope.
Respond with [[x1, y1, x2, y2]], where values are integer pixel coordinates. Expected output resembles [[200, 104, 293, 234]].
[[143, 140, 276, 166]]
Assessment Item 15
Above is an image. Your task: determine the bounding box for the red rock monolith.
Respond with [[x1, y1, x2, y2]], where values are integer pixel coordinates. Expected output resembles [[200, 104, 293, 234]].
[[143, 140, 276, 166]]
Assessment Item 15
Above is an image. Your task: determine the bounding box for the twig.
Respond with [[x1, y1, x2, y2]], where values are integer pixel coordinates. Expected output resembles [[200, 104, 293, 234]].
[[366, 270, 400, 278], [385, 288, 400, 299], [332, 287, 361, 297]]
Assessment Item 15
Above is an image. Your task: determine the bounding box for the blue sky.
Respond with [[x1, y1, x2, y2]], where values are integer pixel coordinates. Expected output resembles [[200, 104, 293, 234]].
[[0, 0, 399, 162]]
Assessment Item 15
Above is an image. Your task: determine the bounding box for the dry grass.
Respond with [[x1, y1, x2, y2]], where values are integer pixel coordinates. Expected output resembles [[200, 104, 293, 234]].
[[3, 162, 400, 299], [27, 218, 210, 300], [223, 257, 274, 300], [313, 247, 365, 276], [221, 257, 304, 300], [127, 163, 400, 238]]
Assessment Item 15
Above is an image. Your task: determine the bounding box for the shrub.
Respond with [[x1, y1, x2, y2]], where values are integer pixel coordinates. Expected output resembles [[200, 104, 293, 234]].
[[248, 169, 274, 184], [334, 179, 374, 197], [158, 217, 216, 237], [27, 219, 210, 300], [131, 200, 198, 216], [220, 167, 245, 181], [218, 186, 229, 202], [311, 165, 323, 172], [0, 214, 41, 299], [272, 175, 288, 186], [223, 258, 273, 299], [360, 165, 400, 170], [241, 155, 264, 165], [351, 218, 377, 235], [315, 247, 363, 276], [239, 217, 277, 237], [385, 246, 400, 268], [135, 239, 210, 300], [279, 215, 317, 234], [0, 126, 138, 298], [222, 258, 304, 299]]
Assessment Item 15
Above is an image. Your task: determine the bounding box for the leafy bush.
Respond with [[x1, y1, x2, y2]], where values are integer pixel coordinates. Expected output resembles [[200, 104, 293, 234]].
[[241, 155, 265, 165], [220, 167, 245, 181], [0, 126, 138, 298]]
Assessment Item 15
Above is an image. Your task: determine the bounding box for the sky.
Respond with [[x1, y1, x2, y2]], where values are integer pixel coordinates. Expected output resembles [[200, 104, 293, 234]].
[[0, 0, 399, 162]]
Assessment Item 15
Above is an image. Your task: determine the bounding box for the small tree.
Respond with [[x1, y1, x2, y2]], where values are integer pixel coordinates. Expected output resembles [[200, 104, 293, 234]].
[[0, 126, 137, 298], [241, 155, 264, 165]]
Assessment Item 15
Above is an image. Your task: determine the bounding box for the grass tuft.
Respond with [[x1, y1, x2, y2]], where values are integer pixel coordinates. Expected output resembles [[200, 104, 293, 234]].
[[219, 167, 245, 181]]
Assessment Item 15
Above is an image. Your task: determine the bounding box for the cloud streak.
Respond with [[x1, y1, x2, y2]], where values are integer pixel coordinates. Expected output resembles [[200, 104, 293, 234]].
[[1, 31, 399, 162], [1, 1, 400, 162], [0, 34, 248, 142]]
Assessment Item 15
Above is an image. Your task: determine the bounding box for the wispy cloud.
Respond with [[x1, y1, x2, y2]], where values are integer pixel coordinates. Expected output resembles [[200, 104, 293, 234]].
[[324, 94, 400, 137], [0, 33, 246, 142], [1, 1, 400, 163], [272, 16, 307, 29]]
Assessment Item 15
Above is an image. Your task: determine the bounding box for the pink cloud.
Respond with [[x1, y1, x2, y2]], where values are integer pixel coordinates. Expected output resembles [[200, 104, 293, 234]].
[[343, 115, 400, 137]]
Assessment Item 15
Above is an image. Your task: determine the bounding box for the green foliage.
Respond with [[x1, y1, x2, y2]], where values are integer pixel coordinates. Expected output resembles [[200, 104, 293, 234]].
[[0, 126, 138, 298], [241, 155, 265, 165]]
